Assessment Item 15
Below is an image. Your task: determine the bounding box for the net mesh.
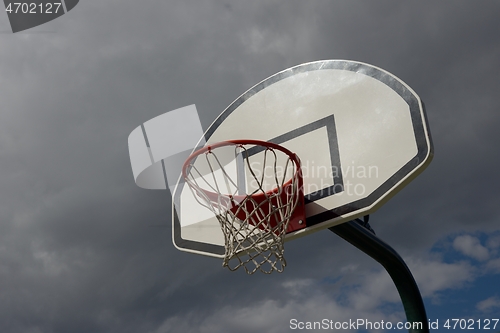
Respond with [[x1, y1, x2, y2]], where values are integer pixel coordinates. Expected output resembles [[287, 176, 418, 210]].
[[183, 142, 302, 274]]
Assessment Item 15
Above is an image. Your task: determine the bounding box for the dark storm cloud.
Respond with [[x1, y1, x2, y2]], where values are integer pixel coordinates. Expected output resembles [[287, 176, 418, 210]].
[[0, 1, 499, 332]]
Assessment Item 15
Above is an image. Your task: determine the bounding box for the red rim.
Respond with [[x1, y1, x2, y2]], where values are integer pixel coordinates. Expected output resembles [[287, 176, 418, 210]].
[[182, 139, 302, 198], [183, 140, 300, 178]]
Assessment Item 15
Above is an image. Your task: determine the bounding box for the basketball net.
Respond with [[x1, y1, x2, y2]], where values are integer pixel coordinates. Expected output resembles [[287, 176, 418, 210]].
[[182, 140, 304, 274]]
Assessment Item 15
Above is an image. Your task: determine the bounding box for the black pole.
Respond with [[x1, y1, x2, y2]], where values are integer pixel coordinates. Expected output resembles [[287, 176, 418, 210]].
[[329, 219, 429, 333]]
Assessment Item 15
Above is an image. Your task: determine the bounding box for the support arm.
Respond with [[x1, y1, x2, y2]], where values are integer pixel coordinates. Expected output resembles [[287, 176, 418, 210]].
[[329, 219, 429, 333]]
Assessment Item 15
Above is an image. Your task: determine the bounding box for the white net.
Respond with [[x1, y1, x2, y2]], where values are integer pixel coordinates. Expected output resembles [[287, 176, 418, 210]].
[[183, 141, 302, 274]]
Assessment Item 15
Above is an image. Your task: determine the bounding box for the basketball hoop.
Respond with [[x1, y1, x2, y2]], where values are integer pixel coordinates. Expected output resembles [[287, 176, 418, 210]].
[[182, 140, 305, 274]]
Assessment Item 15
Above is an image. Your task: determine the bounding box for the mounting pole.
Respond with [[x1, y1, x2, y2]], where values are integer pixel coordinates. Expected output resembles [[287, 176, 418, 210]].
[[329, 219, 429, 333]]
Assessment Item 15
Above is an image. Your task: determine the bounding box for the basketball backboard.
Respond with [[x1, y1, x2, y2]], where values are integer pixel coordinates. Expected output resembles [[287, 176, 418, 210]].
[[172, 60, 433, 258]]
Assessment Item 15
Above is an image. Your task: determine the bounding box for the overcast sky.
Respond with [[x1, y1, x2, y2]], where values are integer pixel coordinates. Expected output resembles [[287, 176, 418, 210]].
[[0, 1, 499, 332]]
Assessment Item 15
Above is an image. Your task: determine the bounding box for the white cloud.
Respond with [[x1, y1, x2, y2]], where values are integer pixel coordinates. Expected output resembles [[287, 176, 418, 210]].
[[282, 278, 314, 290], [151, 255, 478, 333], [344, 257, 475, 309], [476, 296, 500, 313], [486, 258, 500, 273], [151, 294, 403, 333], [453, 235, 489, 261], [406, 258, 475, 297], [281, 278, 315, 296], [346, 269, 400, 311]]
